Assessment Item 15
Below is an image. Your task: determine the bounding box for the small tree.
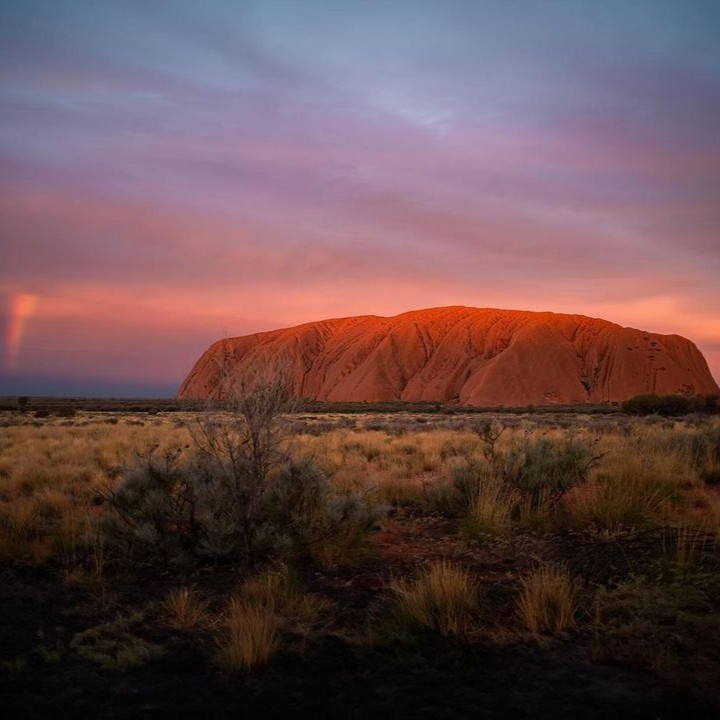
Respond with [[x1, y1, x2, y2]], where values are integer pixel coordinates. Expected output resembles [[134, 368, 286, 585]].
[[185, 349, 296, 564], [104, 348, 383, 568]]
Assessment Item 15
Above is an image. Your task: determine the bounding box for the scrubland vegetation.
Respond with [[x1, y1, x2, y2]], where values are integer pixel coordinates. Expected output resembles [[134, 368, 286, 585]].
[[1, 394, 720, 717]]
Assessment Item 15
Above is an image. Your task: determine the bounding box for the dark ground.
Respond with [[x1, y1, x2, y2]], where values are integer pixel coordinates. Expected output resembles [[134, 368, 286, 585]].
[[2, 510, 717, 720]]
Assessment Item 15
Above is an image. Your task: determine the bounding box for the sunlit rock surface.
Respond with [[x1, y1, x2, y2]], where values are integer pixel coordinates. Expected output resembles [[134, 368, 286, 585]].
[[178, 307, 719, 406]]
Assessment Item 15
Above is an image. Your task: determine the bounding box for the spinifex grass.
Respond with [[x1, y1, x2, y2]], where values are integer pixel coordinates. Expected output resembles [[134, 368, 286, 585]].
[[389, 560, 478, 637], [215, 565, 330, 672], [517, 564, 577, 634], [216, 597, 280, 672], [164, 587, 210, 631], [462, 474, 514, 538]]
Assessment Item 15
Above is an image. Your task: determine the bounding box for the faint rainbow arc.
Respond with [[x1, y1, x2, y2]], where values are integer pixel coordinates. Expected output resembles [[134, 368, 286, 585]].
[[5, 293, 37, 371]]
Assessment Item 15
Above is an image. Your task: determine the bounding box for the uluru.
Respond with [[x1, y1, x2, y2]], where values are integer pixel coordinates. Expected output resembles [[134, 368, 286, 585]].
[[178, 307, 719, 406]]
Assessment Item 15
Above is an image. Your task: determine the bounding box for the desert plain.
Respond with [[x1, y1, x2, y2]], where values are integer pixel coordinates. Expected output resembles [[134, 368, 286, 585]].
[[1, 398, 719, 718]]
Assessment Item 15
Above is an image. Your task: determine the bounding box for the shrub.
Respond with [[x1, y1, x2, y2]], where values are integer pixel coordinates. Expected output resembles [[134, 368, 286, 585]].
[[504, 435, 599, 510], [452, 424, 600, 531], [622, 394, 662, 415], [695, 394, 720, 414], [262, 459, 384, 563], [188, 367, 296, 563], [104, 371, 384, 567], [623, 394, 695, 417], [70, 613, 162, 669], [102, 447, 204, 564], [104, 449, 382, 567]]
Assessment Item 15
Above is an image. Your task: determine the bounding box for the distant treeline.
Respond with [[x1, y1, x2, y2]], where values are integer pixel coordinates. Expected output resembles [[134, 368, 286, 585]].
[[0, 396, 618, 416], [1, 394, 717, 417], [0, 397, 182, 415], [622, 393, 720, 416]]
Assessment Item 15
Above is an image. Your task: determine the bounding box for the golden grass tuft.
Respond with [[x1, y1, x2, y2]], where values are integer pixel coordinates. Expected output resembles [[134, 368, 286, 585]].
[[215, 565, 330, 672], [216, 596, 280, 672], [240, 565, 330, 635], [462, 475, 514, 538], [390, 560, 478, 637], [163, 587, 210, 631], [663, 522, 711, 574], [517, 564, 577, 634]]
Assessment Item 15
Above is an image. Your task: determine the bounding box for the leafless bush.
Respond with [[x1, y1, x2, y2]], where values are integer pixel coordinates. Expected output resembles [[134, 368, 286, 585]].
[[104, 354, 382, 567]]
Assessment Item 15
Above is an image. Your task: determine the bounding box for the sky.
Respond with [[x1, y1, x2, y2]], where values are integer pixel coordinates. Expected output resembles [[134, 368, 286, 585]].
[[1, 0, 719, 397]]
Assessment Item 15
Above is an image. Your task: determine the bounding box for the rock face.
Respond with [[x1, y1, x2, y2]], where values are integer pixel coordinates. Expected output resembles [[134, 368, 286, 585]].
[[178, 307, 719, 406]]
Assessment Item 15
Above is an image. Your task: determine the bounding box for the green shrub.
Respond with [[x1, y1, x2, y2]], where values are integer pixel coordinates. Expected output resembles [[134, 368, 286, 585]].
[[102, 447, 204, 564], [70, 613, 162, 669], [105, 371, 383, 567], [262, 459, 385, 562], [622, 394, 662, 415], [453, 427, 599, 528], [623, 393, 696, 416], [104, 449, 382, 567], [504, 436, 599, 510]]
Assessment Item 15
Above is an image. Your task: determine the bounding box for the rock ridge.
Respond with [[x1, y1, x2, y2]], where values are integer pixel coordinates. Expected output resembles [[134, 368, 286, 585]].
[[178, 306, 719, 406]]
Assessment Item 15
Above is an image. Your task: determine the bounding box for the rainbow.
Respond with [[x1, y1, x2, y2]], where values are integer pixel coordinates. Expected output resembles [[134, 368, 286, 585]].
[[5, 293, 37, 371]]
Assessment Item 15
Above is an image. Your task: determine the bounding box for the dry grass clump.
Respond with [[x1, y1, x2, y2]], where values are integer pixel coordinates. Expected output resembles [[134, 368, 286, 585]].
[[240, 565, 331, 637], [241, 565, 302, 609], [389, 561, 478, 637], [217, 597, 280, 672], [163, 587, 210, 631], [661, 522, 716, 575], [462, 474, 514, 537], [576, 471, 667, 533], [216, 565, 330, 672], [517, 564, 577, 634]]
